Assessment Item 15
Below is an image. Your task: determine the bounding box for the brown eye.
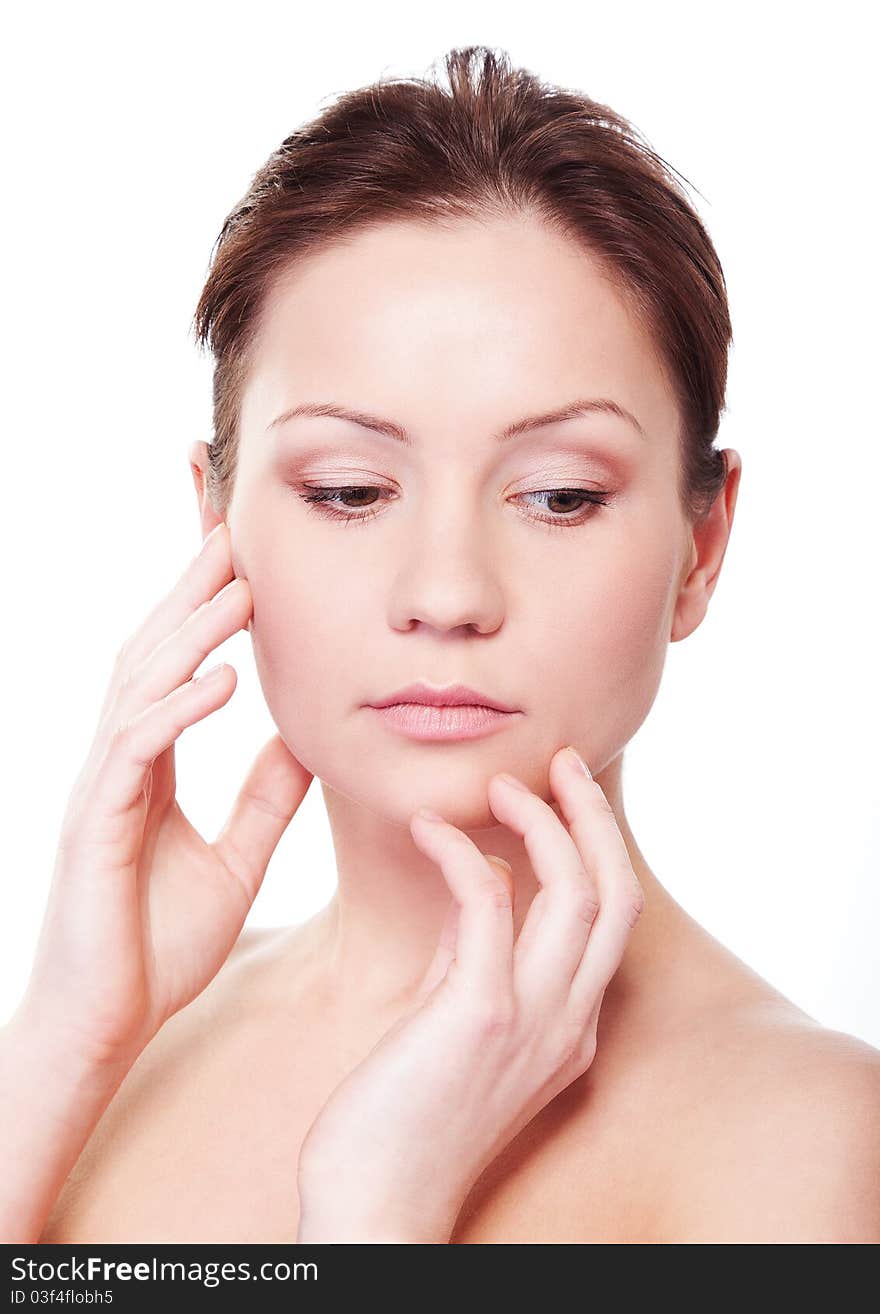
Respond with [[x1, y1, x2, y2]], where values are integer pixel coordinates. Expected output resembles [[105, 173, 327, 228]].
[[299, 485, 390, 523], [517, 488, 610, 529], [545, 490, 591, 515], [296, 484, 611, 530]]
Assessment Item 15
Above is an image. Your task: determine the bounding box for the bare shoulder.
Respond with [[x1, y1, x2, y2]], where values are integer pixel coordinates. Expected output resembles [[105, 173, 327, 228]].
[[659, 1002, 880, 1243], [461, 916, 880, 1244]]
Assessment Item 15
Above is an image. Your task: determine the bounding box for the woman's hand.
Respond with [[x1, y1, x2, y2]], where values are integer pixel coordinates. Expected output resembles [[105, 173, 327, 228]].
[[295, 746, 644, 1244], [15, 523, 313, 1073]]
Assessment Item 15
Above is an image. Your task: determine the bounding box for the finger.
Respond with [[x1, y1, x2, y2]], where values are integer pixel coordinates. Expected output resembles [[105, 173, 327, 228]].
[[212, 734, 315, 901], [123, 523, 235, 670], [488, 857, 515, 911], [414, 897, 460, 1005], [414, 855, 512, 1006], [487, 769, 599, 1009], [546, 748, 645, 1016], [84, 661, 239, 830], [409, 813, 515, 1005], [97, 523, 236, 727], [111, 573, 252, 730]]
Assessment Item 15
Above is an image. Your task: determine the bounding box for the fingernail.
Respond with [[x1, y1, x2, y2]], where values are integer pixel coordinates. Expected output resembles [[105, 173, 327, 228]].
[[564, 746, 592, 778], [485, 855, 512, 873], [415, 807, 445, 823], [496, 772, 529, 793], [202, 523, 226, 551], [212, 577, 239, 603]]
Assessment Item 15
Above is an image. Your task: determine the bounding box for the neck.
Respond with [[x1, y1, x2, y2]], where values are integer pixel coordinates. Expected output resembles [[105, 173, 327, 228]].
[[300, 754, 685, 1031]]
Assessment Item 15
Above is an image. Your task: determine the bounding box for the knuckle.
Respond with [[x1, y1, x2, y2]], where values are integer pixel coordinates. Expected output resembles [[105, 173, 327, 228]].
[[159, 680, 185, 709], [577, 1028, 599, 1070], [475, 870, 514, 912], [588, 783, 616, 817], [110, 717, 132, 747], [113, 654, 145, 703], [193, 639, 216, 671], [556, 1020, 587, 1069], [470, 996, 516, 1039], [558, 1016, 597, 1071], [622, 880, 646, 928], [569, 881, 601, 927], [109, 715, 141, 755], [114, 667, 136, 702]]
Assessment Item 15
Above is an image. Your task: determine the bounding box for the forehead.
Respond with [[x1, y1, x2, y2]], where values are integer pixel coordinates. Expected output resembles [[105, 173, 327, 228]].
[[240, 213, 679, 448]]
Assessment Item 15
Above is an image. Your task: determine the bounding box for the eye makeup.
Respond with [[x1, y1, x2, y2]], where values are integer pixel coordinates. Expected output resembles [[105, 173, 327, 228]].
[[295, 482, 612, 533]]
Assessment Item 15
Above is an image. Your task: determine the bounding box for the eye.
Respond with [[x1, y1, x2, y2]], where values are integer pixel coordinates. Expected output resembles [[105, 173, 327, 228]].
[[298, 485, 390, 527], [296, 484, 611, 529], [518, 488, 611, 530]]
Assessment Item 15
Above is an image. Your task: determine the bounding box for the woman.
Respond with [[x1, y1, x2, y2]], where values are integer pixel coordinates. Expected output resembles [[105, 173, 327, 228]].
[[3, 45, 878, 1245]]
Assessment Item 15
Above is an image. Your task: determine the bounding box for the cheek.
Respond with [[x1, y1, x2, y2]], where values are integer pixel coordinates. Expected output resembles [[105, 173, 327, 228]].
[[248, 548, 342, 691], [529, 516, 681, 759], [243, 528, 372, 771], [236, 488, 684, 787]]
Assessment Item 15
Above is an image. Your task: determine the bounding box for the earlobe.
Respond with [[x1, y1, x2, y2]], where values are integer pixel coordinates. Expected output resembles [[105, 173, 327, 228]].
[[670, 451, 742, 644], [670, 555, 708, 644]]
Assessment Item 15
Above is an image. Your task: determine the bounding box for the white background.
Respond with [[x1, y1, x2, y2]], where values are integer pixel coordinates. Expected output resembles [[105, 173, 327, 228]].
[[2, 1, 877, 1047]]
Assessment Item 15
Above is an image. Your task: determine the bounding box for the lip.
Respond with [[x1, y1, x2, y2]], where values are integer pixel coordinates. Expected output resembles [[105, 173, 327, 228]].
[[368, 682, 518, 713], [369, 702, 518, 741]]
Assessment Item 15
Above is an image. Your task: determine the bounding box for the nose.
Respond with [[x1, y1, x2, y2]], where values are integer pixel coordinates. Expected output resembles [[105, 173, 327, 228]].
[[387, 505, 505, 636]]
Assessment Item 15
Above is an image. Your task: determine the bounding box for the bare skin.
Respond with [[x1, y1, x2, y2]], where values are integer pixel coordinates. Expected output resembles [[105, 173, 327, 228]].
[[18, 211, 880, 1243], [37, 853, 880, 1244]]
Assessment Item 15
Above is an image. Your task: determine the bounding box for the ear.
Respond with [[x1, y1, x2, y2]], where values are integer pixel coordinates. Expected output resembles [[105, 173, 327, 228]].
[[188, 439, 226, 541], [671, 449, 742, 643]]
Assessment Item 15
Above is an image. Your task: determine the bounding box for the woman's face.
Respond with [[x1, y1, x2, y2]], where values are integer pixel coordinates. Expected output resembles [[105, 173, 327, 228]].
[[227, 213, 695, 829]]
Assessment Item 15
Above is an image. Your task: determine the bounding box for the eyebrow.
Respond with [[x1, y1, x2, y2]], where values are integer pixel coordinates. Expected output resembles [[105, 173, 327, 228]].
[[267, 396, 646, 444]]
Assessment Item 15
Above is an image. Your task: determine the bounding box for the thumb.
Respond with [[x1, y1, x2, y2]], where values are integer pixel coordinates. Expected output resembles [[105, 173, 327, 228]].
[[413, 855, 513, 1007], [486, 855, 515, 909], [212, 733, 313, 901]]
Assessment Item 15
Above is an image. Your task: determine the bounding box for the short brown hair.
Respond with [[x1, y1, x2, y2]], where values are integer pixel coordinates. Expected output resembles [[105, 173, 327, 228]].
[[192, 45, 731, 522]]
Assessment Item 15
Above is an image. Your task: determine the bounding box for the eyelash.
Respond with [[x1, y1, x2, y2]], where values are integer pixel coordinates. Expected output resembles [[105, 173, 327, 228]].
[[297, 484, 611, 531]]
